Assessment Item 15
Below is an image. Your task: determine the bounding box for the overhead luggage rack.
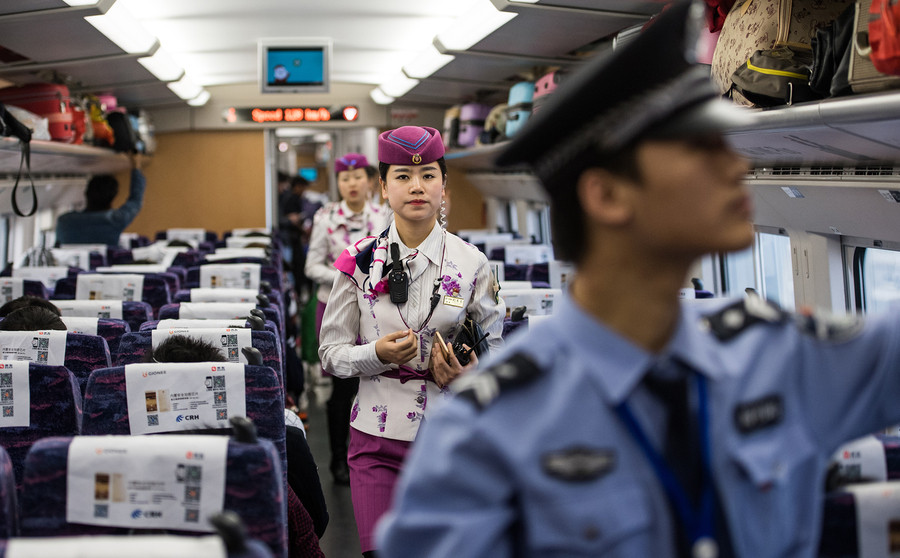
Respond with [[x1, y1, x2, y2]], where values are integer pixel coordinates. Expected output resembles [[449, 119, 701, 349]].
[[0, 136, 129, 176]]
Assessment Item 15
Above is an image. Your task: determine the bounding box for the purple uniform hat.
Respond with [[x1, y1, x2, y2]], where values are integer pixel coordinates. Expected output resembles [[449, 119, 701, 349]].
[[335, 152, 368, 174], [378, 126, 444, 166]]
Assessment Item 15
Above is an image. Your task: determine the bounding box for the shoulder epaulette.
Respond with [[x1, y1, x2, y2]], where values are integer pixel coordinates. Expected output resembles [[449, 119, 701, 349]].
[[453, 352, 543, 410], [793, 310, 863, 343], [702, 296, 787, 342]]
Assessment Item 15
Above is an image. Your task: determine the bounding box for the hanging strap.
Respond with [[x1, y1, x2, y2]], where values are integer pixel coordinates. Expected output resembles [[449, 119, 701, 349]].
[[11, 140, 37, 217]]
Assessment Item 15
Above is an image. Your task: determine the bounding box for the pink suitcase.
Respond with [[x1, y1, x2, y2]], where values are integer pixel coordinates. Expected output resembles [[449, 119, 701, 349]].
[[532, 71, 566, 114], [0, 83, 75, 143]]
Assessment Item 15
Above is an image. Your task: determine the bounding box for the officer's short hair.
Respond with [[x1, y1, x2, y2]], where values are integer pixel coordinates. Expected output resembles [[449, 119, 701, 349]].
[[0, 295, 61, 318], [0, 306, 66, 331], [85, 175, 119, 211], [550, 146, 642, 264], [148, 335, 227, 363]]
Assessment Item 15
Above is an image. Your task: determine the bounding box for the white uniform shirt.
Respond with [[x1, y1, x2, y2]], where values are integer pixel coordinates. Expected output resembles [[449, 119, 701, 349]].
[[305, 200, 389, 304], [319, 221, 505, 441]]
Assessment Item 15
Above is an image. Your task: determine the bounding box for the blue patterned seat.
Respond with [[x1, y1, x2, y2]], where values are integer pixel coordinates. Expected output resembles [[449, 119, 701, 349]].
[[172, 289, 284, 313], [0, 446, 17, 539], [158, 304, 283, 341], [0, 535, 275, 557], [0, 364, 81, 499], [20, 436, 286, 558], [114, 331, 283, 389], [82, 364, 286, 495], [186, 265, 283, 293], [55, 300, 152, 334], [52, 275, 172, 319], [139, 319, 278, 337]]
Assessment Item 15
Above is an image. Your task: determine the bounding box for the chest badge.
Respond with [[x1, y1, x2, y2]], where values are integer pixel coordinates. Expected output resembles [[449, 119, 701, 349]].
[[734, 394, 783, 434], [542, 447, 616, 482], [443, 295, 464, 308]]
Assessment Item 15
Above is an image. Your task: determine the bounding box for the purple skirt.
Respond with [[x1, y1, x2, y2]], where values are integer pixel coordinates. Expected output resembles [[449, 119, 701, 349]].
[[348, 428, 411, 552]]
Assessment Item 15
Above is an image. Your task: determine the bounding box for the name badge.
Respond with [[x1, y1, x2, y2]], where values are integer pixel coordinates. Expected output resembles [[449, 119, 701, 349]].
[[443, 296, 464, 308]]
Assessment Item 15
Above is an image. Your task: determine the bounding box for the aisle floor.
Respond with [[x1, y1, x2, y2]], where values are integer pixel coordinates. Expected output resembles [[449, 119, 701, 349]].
[[305, 383, 362, 558]]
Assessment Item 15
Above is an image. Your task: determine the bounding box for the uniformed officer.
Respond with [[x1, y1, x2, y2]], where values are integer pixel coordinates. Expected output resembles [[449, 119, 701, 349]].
[[376, 1, 900, 557]]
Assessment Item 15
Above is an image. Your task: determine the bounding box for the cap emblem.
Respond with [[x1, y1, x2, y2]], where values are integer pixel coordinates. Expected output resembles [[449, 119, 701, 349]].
[[412, 154, 422, 164]]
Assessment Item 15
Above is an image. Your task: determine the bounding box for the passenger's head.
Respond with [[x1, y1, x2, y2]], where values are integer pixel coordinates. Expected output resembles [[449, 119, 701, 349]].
[[166, 239, 194, 248], [148, 335, 227, 363], [0, 306, 66, 331], [85, 175, 119, 211], [0, 295, 61, 318], [377, 126, 448, 225], [496, 0, 752, 265], [277, 171, 291, 193], [335, 153, 370, 211], [290, 176, 309, 195]]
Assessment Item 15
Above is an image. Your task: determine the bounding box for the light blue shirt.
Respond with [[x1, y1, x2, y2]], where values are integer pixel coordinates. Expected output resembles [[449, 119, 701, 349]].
[[377, 294, 900, 557], [56, 169, 146, 246]]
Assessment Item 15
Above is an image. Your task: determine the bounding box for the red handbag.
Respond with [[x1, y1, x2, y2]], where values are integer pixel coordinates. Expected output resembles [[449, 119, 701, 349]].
[[870, 0, 900, 75]]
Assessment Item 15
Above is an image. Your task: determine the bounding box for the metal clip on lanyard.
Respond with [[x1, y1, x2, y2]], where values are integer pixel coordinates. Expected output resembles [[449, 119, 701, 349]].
[[615, 374, 719, 558]]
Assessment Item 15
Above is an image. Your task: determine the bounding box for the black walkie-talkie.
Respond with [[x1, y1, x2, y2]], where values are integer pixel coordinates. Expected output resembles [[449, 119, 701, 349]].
[[388, 242, 409, 304]]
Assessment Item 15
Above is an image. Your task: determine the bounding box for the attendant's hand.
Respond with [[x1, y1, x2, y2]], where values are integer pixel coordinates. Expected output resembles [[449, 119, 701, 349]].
[[431, 343, 478, 388], [375, 329, 417, 365]]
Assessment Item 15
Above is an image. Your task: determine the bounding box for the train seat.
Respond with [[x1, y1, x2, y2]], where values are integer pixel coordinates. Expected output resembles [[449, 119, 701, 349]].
[[158, 303, 283, 340], [0, 532, 275, 557], [186, 264, 283, 294], [114, 330, 283, 389], [59, 317, 130, 356], [82, 362, 286, 489], [53, 274, 171, 319], [0, 447, 16, 539], [0, 363, 81, 499], [53, 300, 153, 334], [20, 434, 286, 558], [0, 331, 109, 396]]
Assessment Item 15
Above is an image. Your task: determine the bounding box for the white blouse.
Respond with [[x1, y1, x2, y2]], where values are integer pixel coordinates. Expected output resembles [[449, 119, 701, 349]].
[[318, 221, 505, 441], [305, 200, 389, 304]]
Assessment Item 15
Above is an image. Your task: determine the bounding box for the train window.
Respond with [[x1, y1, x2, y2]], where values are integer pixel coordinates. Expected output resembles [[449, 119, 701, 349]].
[[722, 230, 795, 309], [757, 231, 795, 310], [722, 244, 755, 296], [850, 244, 900, 314]]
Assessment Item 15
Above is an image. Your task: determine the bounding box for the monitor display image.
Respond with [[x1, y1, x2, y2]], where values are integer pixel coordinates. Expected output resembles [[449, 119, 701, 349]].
[[298, 167, 318, 182], [259, 39, 332, 94]]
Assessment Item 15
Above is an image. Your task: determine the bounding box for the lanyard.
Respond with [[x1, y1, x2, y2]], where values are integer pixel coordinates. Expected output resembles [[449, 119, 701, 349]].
[[615, 373, 718, 558], [393, 232, 446, 333]]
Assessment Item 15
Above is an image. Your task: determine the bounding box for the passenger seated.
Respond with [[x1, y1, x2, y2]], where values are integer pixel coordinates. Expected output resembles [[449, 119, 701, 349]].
[[0, 296, 61, 318], [0, 306, 66, 331], [147, 335, 225, 363]]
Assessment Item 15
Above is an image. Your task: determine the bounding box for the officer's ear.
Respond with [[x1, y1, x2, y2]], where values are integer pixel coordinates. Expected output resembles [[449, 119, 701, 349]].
[[380, 177, 388, 200], [577, 167, 634, 227]]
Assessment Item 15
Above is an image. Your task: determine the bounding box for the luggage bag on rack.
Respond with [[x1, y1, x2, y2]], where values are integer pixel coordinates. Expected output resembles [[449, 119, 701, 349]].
[[0, 83, 75, 143]]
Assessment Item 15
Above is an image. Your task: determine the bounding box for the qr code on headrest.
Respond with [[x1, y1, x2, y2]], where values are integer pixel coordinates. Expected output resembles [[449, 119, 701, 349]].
[[216, 409, 227, 421], [0, 373, 11, 387], [185, 508, 200, 523], [94, 504, 108, 518], [2, 406, 13, 417], [147, 414, 159, 426]]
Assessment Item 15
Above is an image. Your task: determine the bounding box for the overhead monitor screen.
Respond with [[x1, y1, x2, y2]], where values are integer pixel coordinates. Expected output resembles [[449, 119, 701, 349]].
[[259, 39, 331, 94]]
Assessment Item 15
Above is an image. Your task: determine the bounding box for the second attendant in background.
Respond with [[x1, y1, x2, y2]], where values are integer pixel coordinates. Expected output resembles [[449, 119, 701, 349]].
[[305, 152, 390, 485]]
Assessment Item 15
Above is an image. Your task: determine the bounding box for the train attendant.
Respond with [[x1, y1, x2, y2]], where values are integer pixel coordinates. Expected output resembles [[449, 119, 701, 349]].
[[305, 152, 389, 486], [378, 1, 900, 557], [318, 126, 505, 557]]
